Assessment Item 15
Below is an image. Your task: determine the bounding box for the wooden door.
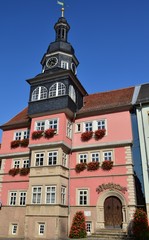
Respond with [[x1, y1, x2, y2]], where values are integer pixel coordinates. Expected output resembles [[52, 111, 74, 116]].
[[104, 196, 122, 228]]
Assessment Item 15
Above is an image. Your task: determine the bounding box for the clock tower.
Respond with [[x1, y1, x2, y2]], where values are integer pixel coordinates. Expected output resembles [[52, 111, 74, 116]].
[[27, 9, 87, 118]]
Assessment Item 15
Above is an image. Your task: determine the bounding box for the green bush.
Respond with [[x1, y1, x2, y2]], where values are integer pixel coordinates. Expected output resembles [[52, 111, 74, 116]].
[[69, 211, 87, 238]]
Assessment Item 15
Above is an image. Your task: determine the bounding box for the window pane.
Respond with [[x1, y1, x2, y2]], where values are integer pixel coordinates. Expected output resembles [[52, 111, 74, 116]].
[[85, 122, 92, 132]]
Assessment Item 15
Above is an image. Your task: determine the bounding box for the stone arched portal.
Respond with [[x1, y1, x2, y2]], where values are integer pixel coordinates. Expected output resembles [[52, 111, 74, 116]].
[[96, 191, 128, 230]]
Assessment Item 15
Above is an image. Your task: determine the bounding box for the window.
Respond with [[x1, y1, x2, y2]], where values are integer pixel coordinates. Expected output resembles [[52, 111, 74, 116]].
[[49, 82, 66, 98], [23, 159, 30, 168], [91, 153, 100, 162], [76, 123, 81, 132], [97, 120, 106, 129], [31, 86, 47, 101], [69, 85, 76, 102], [48, 151, 57, 165], [46, 186, 56, 204], [85, 122, 92, 132], [12, 224, 18, 235], [79, 154, 88, 163], [48, 119, 58, 132], [86, 222, 92, 234], [61, 60, 68, 69], [61, 186, 66, 205], [39, 223, 45, 235], [32, 187, 42, 204], [19, 192, 26, 206], [0, 160, 2, 170], [67, 121, 72, 138], [35, 153, 44, 166], [103, 151, 112, 160], [14, 129, 29, 140], [35, 121, 45, 131], [13, 160, 20, 168], [62, 153, 67, 167], [9, 192, 17, 205], [78, 190, 88, 205]]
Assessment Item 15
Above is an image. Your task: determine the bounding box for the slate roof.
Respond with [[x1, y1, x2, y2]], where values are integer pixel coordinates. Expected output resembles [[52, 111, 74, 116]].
[[136, 83, 149, 105], [0, 86, 134, 129]]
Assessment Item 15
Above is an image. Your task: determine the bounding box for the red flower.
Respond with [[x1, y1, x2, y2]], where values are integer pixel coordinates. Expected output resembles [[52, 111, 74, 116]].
[[44, 128, 55, 139], [11, 140, 20, 149], [81, 131, 93, 141], [87, 161, 100, 171], [20, 139, 29, 147], [94, 129, 106, 140], [75, 163, 86, 173], [32, 130, 43, 139], [9, 168, 20, 176], [20, 168, 30, 176], [101, 160, 113, 170]]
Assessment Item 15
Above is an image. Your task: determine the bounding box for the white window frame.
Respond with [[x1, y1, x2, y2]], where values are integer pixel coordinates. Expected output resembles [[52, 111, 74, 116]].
[[79, 153, 88, 163], [69, 85, 76, 102], [61, 60, 69, 69], [32, 186, 42, 204], [67, 121, 72, 139], [35, 119, 58, 133], [62, 152, 68, 167], [85, 122, 93, 132], [45, 186, 56, 204], [49, 82, 66, 98], [86, 222, 92, 235], [48, 119, 58, 133], [14, 129, 29, 140], [91, 152, 100, 162], [75, 123, 82, 133], [103, 151, 112, 161], [35, 121, 45, 131], [19, 192, 27, 206], [9, 192, 17, 206], [35, 153, 45, 167], [61, 186, 66, 205], [12, 224, 18, 235], [78, 189, 88, 205], [31, 86, 47, 101], [13, 160, 20, 168], [39, 223, 45, 235], [97, 119, 106, 130], [48, 151, 58, 165], [23, 159, 30, 168]]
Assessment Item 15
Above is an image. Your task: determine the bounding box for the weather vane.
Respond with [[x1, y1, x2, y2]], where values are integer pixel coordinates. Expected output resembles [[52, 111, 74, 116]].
[[57, 1, 65, 17]]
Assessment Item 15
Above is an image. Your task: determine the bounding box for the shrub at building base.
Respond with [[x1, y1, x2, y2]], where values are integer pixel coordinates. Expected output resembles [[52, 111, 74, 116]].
[[132, 208, 149, 240], [69, 211, 87, 239]]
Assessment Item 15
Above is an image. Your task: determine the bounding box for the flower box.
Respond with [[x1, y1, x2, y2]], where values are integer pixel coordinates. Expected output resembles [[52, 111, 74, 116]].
[[44, 128, 55, 139], [101, 160, 113, 170], [32, 130, 44, 140], [20, 139, 29, 147], [9, 168, 20, 176], [20, 168, 30, 176], [81, 131, 93, 141], [94, 129, 106, 140], [11, 140, 20, 149], [75, 163, 86, 173], [87, 161, 100, 171]]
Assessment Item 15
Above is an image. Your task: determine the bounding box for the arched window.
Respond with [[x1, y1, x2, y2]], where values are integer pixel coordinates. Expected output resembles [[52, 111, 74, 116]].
[[31, 86, 47, 101], [49, 82, 66, 98], [69, 85, 76, 103]]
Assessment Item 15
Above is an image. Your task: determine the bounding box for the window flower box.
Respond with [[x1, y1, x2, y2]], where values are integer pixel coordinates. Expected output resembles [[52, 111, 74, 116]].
[[75, 163, 86, 173], [32, 130, 44, 140], [44, 128, 55, 139], [94, 129, 106, 140], [11, 140, 20, 149], [101, 160, 113, 170], [20, 139, 29, 147], [20, 167, 30, 176], [81, 131, 93, 141], [87, 161, 100, 171], [9, 168, 20, 176]]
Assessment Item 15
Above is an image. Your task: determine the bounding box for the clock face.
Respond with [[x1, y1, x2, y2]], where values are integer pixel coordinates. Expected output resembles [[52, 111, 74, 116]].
[[46, 57, 58, 68]]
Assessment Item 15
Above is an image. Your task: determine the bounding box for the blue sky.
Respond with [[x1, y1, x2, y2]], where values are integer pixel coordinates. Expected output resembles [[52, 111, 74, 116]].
[[0, 0, 149, 141]]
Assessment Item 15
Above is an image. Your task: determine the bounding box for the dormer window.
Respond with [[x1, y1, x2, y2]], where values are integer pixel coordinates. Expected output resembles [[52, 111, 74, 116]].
[[49, 82, 66, 97], [61, 61, 68, 69], [32, 86, 47, 101], [69, 85, 76, 103]]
